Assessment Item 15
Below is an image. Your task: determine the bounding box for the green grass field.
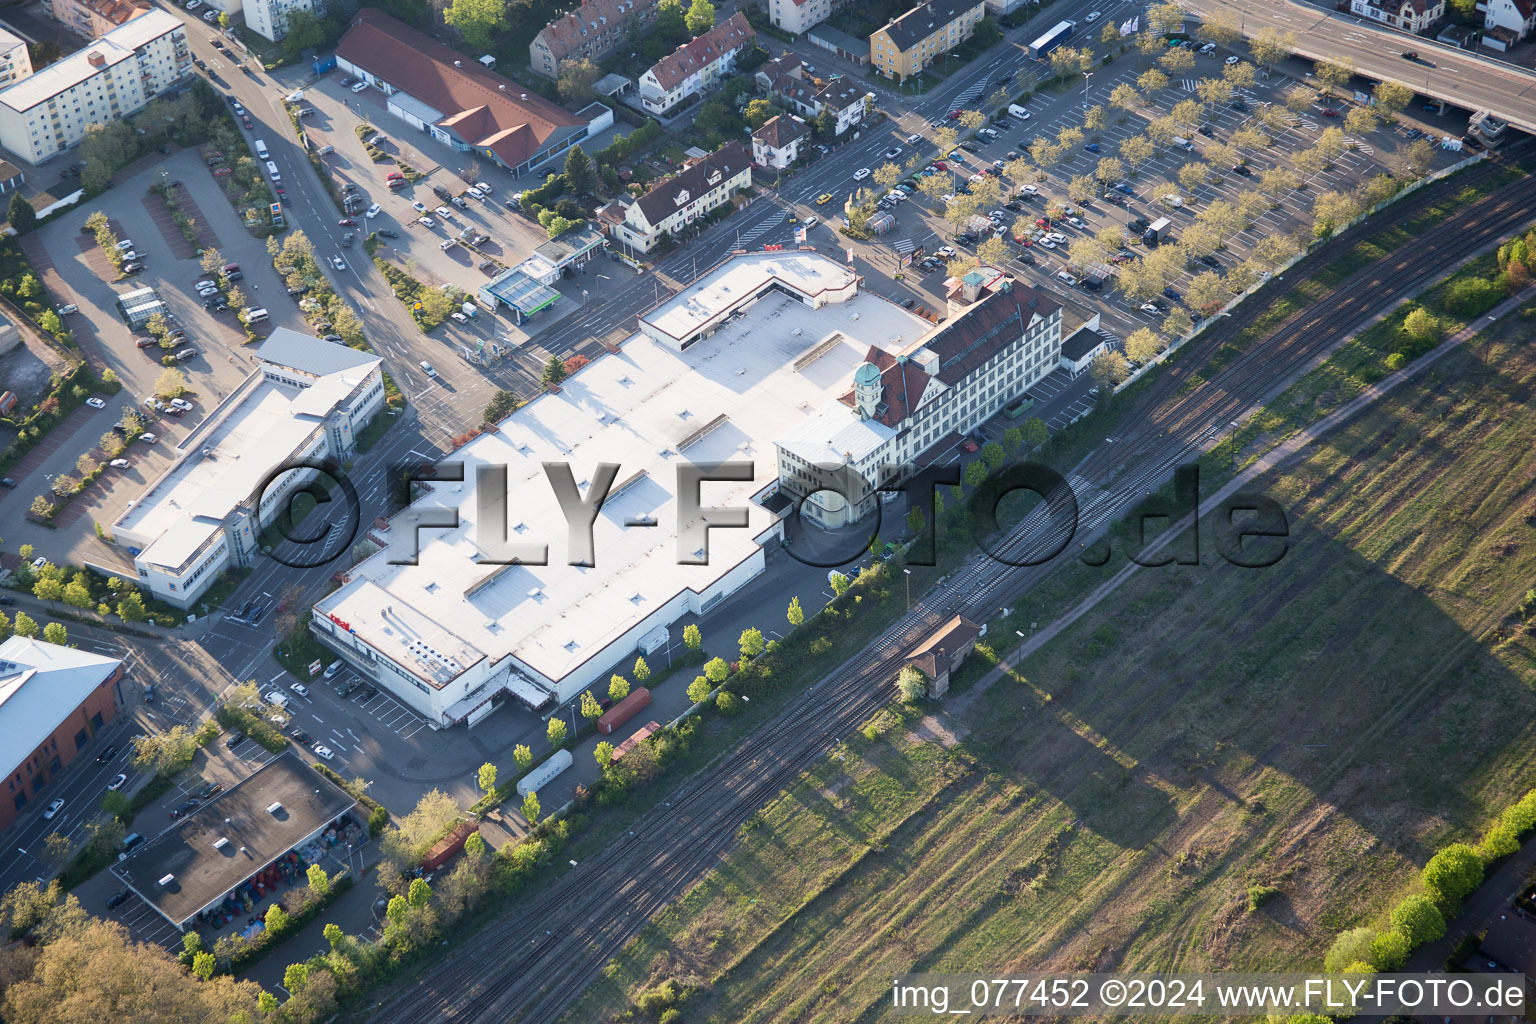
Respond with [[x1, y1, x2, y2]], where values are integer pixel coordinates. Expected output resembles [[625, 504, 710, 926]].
[[562, 300, 1536, 1024]]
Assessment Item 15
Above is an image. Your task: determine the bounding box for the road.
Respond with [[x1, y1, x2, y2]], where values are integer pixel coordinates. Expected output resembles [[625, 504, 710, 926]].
[[363, 144, 1536, 1023], [1186, 0, 1536, 132]]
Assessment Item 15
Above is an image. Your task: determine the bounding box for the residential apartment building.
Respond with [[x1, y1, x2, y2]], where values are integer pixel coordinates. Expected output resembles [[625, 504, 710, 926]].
[[769, 0, 845, 34], [529, 0, 659, 79], [752, 113, 808, 169], [111, 331, 385, 609], [0, 10, 189, 163], [775, 267, 1063, 527], [39, 0, 150, 39], [1478, 0, 1536, 45], [758, 56, 870, 135], [869, 0, 985, 79], [599, 140, 751, 252], [1347, 0, 1445, 31], [0, 29, 32, 87], [638, 11, 754, 115], [0, 637, 125, 831], [336, 10, 607, 177], [244, 0, 327, 43]]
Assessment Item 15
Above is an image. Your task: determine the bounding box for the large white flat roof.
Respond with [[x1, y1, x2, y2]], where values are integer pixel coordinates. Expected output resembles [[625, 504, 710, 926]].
[[0, 638, 121, 784], [640, 250, 860, 344], [0, 10, 181, 112], [320, 256, 925, 689]]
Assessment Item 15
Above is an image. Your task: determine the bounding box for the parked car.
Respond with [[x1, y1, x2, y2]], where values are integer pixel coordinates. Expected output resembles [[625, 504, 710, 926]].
[[170, 799, 199, 820], [291, 683, 310, 699], [107, 890, 132, 910], [95, 745, 117, 763], [377, 228, 399, 239], [313, 744, 334, 760], [224, 731, 246, 749], [109, 459, 129, 468], [43, 798, 65, 820]]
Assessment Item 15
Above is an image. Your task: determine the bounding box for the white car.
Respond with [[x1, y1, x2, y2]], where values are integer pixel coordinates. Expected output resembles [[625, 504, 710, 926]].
[[1021, 184, 1039, 195], [1162, 194, 1186, 208], [466, 186, 485, 199], [170, 398, 192, 411], [1047, 231, 1067, 244], [1039, 238, 1058, 249], [86, 397, 106, 409], [450, 312, 469, 324], [435, 206, 455, 220], [110, 458, 129, 468], [853, 167, 871, 181], [31, 555, 47, 568], [1140, 302, 1161, 314], [331, 255, 347, 270], [412, 201, 427, 212], [418, 216, 435, 228], [906, 133, 922, 145], [1226, 55, 1240, 65], [202, 10, 217, 20], [290, 683, 310, 699], [313, 744, 334, 760], [1067, 216, 1086, 228], [419, 360, 437, 378], [473, 181, 492, 194], [941, 193, 956, 203], [185, 0, 201, 7], [1086, 9, 1101, 19], [365, 202, 382, 218], [1057, 270, 1079, 285], [140, 432, 158, 443], [57, 304, 78, 315], [43, 798, 65, 819], [884, 146, 902, 159], [107, 773, 127, 791]]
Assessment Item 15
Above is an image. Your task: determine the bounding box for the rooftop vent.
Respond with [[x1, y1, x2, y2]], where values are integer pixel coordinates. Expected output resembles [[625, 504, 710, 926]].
[[266, 802, 283, 815], [213, 836, 230, 850], [563, 640, 579, 652], [158, 873, 175, 886]]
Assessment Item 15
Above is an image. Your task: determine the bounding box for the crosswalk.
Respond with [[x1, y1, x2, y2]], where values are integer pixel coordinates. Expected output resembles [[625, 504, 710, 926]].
[[1181, 79, 1199, 92], [736, 212, 787, 248]]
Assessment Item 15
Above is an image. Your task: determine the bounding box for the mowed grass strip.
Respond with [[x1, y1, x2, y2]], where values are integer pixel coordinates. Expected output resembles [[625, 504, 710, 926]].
[[565, 310, 1536, 1023]]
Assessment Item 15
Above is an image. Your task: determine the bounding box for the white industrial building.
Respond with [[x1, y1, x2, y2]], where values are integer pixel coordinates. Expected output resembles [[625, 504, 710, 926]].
[[112, 331, 385, 609], [312, 250, 931, 727], [0, 10, 190, 163]]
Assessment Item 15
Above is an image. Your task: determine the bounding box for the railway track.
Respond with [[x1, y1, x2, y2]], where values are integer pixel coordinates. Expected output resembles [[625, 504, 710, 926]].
[[367, 148, 1536, 1024]]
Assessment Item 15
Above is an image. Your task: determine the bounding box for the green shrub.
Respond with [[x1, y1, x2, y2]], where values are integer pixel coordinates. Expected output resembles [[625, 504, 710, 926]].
[[1442, 276, 1502, 317], [1390, 893, 1446, 946], [1245, 884, 1280, 912], [1422, 843, 1483, 912], [1324, 927, 1376, 973], [1370, 929, 1411, 970]]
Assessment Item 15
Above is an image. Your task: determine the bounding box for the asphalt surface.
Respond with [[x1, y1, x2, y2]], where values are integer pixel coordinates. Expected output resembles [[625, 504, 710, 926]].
[[1186, 0, 1536, 131]]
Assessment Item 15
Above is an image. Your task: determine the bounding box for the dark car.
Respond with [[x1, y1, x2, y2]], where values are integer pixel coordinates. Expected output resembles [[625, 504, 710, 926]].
[[1018, 251, 1036, 264], [1401, 50, 1418, 60], [432, 184, 453, 201], [224, 731, 246, 749], [357, 685, 378, 701], [0, 478, 14, 488], [1162, 286, 1182, 301], [96, 745, 117, 763], [290, 728, 312, 746], [249, 604, 266, 624], [170, 799, 199, 820], [107, 890, 132, 910], [1232, 163, 1252, 176], [1197, 124, 1215, 137], [1199, 254, 1221, 267], [0, 596, 14, 604], [194, 781, 222, 799], [377, 228, 399, 239]]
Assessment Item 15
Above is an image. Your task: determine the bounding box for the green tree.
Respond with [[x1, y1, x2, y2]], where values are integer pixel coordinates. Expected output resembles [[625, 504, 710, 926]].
[[563, 145, 596, 196], [608, 674, 630, 701], [477, 761, 497, 795], [521, 790, 541, 824], [116, 591, 147, 623], [13, 611, 38, 638], [306, 863, 329, 897], [738, 627, 765, 660], [743, 98, 775, 130], [443, 0, 504, 48], [906, 505, 926, 535], [284, 962, 308, 992], [684, 0, 715, 34], [1403, 307, 1440, 344], [594, 741, 614, 768], [683, 623, 702, 651], [265, 903, 289, 934], [386, 894, 408, 926], [687, 676, 711, 703], [547, 717, 568, 747], [513, 744, 532, 769], [542, 355, 567, 384], [557, 57, 602, 105], [828, 571, 850, 597], [8, 192, 36, 234], [963, 460, 989, 488], [715, 690, 742, 715], [407, 876, 431, 908], [1324, 927, 1377, 973], [1371, 929, 1411, 970], [42, 622, 68, 646], [191, 950, 216, 980], [703, 657, 729, 683], [896, 665, 927, 702], [981, 441, 1006, 470], [101, 790, 130, 819], [633, 657, 651, 684], [786, 596, 804, 626], [1390, 893, 1446, 946], [1422, 843, 1482, 911], [580, 690, 602, 720], [656, 0, 686, 36]]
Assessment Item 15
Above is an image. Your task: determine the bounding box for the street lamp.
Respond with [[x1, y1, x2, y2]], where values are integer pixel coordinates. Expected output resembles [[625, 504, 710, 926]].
[[903, 567, 912, 611]]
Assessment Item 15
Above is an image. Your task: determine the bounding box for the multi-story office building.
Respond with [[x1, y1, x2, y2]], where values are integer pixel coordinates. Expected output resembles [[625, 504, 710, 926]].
[[869, 0, 985, 80], [637, 11, 754, 115], [776, 266, 1063, 527], [529, 0, 659, 79], [111, 331, 385, 609], [39, 0, 150, 40], [244, 0, 326, 43], [0, 10, 189, 163], [598, 140, 751, 252]]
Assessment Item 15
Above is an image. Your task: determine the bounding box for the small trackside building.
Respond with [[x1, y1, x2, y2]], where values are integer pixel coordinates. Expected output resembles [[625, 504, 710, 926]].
[[335, 9, 611, 178], [111, 330, 385, 609]]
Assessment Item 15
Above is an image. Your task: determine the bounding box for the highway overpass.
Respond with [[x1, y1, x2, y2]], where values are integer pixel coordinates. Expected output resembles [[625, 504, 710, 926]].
[[1183, 0, 1536, 133]]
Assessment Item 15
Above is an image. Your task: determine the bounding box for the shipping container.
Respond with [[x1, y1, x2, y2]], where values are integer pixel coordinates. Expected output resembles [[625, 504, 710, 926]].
[[516, 748, 573, 798], [1143, 217, 1172, 247], [597, 687, 652, 735], [611, 721, 663, 763], [422, 820, 478, 872], [1028, 20, 1074, 58], [312, 54, 337, 75]]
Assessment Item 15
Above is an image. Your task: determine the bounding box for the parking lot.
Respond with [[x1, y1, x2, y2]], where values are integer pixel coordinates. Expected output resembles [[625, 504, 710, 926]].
[[799, 45, 1469, 350]]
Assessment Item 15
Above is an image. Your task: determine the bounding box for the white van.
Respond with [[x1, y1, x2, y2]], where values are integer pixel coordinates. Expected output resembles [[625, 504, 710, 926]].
[[1007, 103, 1030, 119], [323, 659, 344, 679], [244, 306, 269, 323], [253, 139, 268, 159], [265, 161, 281, 181], [1172, 136, 1194, 151]]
